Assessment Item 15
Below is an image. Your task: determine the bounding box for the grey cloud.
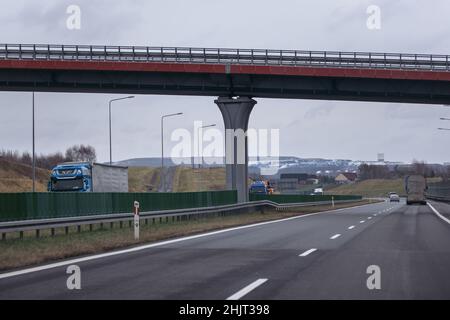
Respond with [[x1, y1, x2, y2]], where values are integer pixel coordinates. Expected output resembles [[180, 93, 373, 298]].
[[1, 1, 450, 163]]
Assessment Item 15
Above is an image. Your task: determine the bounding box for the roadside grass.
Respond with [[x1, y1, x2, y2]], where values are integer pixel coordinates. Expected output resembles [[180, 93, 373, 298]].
[[0, 200, 374, 272], [128, 167, 161, 192], [174, 167, 226, 192], [0, 159, 49, 192]]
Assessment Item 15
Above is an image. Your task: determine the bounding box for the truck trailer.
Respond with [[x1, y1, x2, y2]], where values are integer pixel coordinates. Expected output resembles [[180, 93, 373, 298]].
[[404, 175, 427, 205], [48, 162, 128, 192]]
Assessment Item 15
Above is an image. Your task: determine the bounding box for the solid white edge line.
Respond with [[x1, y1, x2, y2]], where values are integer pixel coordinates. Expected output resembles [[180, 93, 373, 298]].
[[0, 201, 379, 280], [330, 234, 341, 240], [226, 278, 268, 300], [348, 225, 355, 230], [427, 202, 450, 225], [299, 248, 317, 257]]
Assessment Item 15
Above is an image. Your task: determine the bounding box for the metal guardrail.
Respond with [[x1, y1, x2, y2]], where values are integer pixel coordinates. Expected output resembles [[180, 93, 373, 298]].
[[0, 44, 449, 71], [0, 199, 362, 238], [426, 183, 450, 202], [426, 192, 450, 202], [426, 195, 450, 202]]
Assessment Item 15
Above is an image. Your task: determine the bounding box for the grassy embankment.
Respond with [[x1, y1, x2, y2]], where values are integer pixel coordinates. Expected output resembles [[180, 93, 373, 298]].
[[0, 160, 227, 193], [0, 159, 49, 192], [128, 167, 161, 192], [173, 166, 226, 192], [325, 177, 442, 198]]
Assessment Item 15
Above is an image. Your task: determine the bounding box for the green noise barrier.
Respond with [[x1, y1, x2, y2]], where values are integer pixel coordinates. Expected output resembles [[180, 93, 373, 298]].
[[0, 190, 238, 222]]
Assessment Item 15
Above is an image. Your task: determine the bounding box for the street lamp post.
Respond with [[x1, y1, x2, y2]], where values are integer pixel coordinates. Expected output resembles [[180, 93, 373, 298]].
[[32, 92, 36, 193], [109, 96, 134, 165], [161, 112, 183, 192], [197, 124, 216, 169]]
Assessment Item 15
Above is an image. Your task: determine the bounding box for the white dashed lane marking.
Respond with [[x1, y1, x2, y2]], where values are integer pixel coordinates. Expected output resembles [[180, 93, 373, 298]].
[[299, 248, 318, 257], [227, 278, 268, 300]]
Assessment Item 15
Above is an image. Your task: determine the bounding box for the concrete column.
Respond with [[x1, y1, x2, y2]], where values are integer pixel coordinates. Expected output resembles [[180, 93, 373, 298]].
[[215, 97, 257, 203]]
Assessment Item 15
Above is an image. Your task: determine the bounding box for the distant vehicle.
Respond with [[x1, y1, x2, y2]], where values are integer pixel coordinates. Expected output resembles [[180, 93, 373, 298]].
[[249, 181, 269, 194], [313, 187, 324, 195], [266, 181, 275, 194], [389, 193, 400, 202], [48, 162, 128, 192], [404, 175, 427, 205]]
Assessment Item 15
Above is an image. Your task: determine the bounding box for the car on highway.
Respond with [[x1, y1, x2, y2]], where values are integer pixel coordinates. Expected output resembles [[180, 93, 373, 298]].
[[389, 192, 400, 202], [249, 181, 269, 194]]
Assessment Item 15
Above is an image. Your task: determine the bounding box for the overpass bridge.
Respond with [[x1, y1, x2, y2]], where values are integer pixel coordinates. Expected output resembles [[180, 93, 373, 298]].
[[1, 43, 450, 202]]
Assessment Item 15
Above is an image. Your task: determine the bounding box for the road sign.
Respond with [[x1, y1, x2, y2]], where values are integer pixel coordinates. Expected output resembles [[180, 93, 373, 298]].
[[133, 201, 140, 240]]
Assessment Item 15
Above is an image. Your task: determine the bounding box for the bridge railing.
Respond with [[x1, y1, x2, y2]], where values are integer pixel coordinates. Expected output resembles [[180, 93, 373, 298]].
[[0, 43, 449, 71]]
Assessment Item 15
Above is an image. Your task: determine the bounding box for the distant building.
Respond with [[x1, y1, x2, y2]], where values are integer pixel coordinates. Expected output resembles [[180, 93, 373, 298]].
[[335, 172, 358, 184], [377, 153, 385, 162], [278, 173, 319, 194], [277, 178, 299, 193], [280, 173, 317, 184]]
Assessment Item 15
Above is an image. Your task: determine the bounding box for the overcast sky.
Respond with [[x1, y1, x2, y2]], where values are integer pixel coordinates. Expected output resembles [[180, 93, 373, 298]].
[[1, 0, 450, 164]]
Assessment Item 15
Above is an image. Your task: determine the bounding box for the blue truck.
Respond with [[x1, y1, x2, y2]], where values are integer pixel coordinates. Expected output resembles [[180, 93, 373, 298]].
[[48, 162, 128, 192]]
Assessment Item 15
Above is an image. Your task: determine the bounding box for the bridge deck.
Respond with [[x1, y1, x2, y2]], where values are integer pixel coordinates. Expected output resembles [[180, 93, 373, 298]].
[[0, 44, 449, 82]]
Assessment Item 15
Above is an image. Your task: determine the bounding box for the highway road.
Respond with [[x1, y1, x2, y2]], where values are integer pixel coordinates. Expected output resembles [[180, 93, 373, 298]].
[[1, 199, 450, 300]]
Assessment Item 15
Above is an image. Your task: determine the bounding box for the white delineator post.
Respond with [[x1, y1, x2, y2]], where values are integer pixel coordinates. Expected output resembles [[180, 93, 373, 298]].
[[332, 196, 335, 208], [134, 201, 140, 240]]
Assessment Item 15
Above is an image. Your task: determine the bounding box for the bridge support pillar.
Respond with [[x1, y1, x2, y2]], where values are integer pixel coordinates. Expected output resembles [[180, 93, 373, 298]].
[[215, 97, 257, 203]]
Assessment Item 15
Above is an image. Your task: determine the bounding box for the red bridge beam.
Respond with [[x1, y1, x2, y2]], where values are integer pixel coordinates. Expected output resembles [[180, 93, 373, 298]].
[[1, 59, 450, 82]]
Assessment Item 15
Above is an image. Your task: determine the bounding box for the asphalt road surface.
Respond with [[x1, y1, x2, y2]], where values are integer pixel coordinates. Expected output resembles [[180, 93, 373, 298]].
[[1, 199, 450, 300]]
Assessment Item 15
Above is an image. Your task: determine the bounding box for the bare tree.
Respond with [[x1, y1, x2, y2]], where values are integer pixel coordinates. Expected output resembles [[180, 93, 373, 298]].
[[37, 152, 66, 169], [21, 151, 32, 166], [412, 160, 426, 176], [65, 144, 97, 163], [358, 164, 391, 180]]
